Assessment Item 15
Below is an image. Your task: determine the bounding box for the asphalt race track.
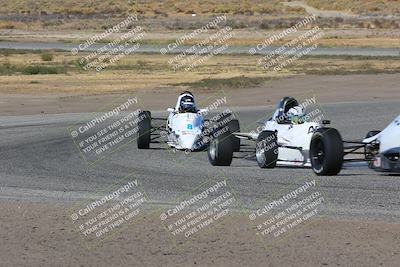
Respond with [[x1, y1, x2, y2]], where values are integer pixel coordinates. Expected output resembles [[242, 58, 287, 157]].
[[0, 41, 399, 57], [1, 101, 399, 222]]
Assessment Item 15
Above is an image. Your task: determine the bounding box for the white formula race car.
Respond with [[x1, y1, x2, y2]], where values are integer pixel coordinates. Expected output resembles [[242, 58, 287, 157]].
[[208, 97, 344, 175], [208, 96, 400, 176], [137, 91, 239, 151], [345, 115, 400, 173]]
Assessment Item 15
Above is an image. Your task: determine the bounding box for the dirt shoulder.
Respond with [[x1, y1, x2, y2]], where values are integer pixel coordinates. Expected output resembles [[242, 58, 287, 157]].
[[0, 74, 399, 116], [1, 201, 399, 267]]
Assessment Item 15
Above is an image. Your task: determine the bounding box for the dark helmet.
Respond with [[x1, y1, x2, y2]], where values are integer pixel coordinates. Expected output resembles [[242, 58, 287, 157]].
[[179, 94, 196, 112], [275, 96, 299, 123]]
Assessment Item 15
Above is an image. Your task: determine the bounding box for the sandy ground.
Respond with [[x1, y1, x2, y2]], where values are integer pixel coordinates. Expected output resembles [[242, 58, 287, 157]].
[[1, 201, 399, 267], [0, 74, 399, 116]]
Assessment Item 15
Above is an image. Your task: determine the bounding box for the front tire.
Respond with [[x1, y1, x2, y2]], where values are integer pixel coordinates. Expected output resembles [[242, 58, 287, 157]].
[[217, 113, 241, 152], [228, 119, 241, 152], [256, 131, 278, 168], [207, 131, 233, 166], [310, 128, 344, 176], [137, 111, 151, 149]]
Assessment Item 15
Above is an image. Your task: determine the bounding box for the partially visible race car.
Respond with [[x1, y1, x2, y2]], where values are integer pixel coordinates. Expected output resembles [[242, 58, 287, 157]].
[[346, 115, 400, 173], [137, 91, 239, 152]]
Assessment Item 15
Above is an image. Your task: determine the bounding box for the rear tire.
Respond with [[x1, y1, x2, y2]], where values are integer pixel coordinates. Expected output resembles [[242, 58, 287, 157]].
[[137, 111, 151, 149], [207, 131, 233, 166], [310, 128, 344, 176], [217, 113, 241, 152], [228, 119, 240, 152], [256, 131, 278, 168]]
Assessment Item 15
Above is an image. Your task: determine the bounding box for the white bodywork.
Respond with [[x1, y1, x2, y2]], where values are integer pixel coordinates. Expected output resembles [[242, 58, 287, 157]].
[[166, 94, 206, 150], [362, 115, 400, 171], [234, 111, 323, 167], [362, 115, 400, 153], [265, 120, 321, 167], [167, 112, 204, 150]]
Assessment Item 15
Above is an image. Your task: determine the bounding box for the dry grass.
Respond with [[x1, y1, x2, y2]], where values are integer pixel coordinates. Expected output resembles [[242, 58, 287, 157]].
[[2, 0, 399, 17], [0, 51, 399, 94], [0, 0, 306, 31], [1, 0, 399, 33], [3, 0, 399, 16], [305, 0, 400, 15], [0, 0, 296, 16], [92, 36, 400, 48], [0, 20, 28, 29], [315, 37, 400, 48], [129, 36, 400, 48]]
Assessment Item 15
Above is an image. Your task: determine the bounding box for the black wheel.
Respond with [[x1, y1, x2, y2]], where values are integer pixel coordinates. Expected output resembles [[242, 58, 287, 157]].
[[310, 128, 344, 176], [228, 119, 240, 152], [218, 113, 241, 152], [256, 131, 278, 168], [207, 131, 233, 166], [137, 111, 151, 149], [365, 130, 380, 168]]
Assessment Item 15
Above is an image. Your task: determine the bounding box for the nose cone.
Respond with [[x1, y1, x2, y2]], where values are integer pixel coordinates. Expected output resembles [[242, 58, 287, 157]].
[[179, 134, 198, 150]]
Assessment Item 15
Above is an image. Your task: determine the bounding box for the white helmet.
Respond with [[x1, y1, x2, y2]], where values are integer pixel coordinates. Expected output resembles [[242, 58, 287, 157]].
[[287, 106, 305, 124]]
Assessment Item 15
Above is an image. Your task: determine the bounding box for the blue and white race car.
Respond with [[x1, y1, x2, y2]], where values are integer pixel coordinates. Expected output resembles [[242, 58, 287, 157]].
[[137, 91, 239, 152]]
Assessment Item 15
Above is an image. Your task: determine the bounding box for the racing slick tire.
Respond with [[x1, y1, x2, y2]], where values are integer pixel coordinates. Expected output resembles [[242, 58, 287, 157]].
[[310, 128, 344, 176], [217, 113, 241, 152], [137, 111, 152, 149], [256, 131, 278, 168], [365, 130, 381, 168], [207, 131, 234, 166], [228, 119, 241, 152]]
